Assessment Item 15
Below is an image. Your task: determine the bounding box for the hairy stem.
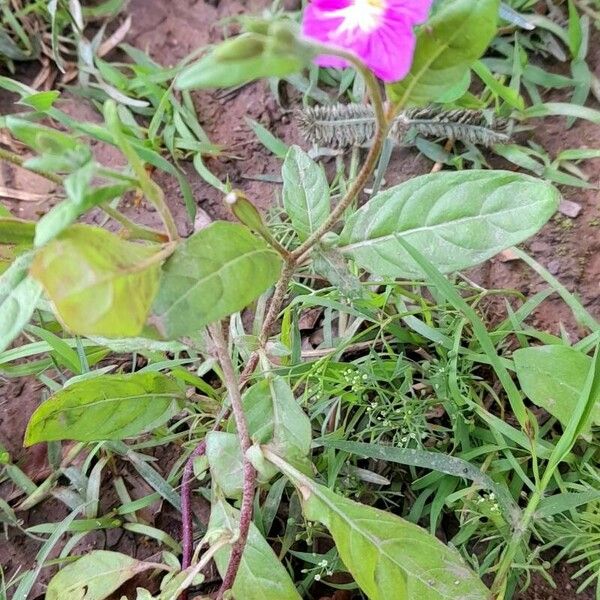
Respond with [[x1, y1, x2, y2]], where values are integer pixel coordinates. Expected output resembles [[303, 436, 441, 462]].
[[184, 53, 390, 594], [100, 204, 169, 242], [209, 323, 256, 599], [181, 441, 207, 570], [491, 490, 540, 598], [291, 68, 389, 263], [237, 64, 389, 392], [0, 146, 63, 185]]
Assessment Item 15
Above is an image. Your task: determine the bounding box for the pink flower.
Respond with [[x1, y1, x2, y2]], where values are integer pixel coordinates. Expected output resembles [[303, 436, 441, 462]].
[[301, 0, 433, 83]]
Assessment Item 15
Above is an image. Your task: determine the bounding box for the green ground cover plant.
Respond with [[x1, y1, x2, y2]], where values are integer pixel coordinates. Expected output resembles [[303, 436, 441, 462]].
[[0, 1, 599, 599]]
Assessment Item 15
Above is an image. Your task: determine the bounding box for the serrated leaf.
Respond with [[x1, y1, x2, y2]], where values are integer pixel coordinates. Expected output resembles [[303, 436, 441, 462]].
[[24, 372, 183, 445], [46, 551, 155, 600], [209, 498, 301, 600], [513, 345, 600, 431], [338, 170, 559, 278], [0, 253, 42, 352], [388, 0, 500, 106], [30, 225, 167, 337], [282, 146, 330, 241], [151, 222, 282, 339]]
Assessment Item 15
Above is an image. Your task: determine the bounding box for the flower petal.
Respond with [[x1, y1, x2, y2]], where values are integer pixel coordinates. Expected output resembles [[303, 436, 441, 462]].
[[387, 0, 434, 24], [363, 22, 418, 82], [301, 0, 433, 82]]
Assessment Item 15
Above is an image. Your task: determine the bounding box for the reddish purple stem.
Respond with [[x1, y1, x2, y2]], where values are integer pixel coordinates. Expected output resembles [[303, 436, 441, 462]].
[[181, 440, 207, 569]]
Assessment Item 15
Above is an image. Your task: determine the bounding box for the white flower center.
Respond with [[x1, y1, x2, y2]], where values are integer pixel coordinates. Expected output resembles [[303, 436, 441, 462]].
[[324, 0, 386, 37]]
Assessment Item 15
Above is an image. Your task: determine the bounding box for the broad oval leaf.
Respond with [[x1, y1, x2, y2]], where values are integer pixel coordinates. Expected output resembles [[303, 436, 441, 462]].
[[0, 253, 42, 352], [242, 376, 312, 465], [282, 146, 330, 241], [388, 0, 499, 106], [24, 372, 184, 445], [209, 497, 302, 600], [206, 431, 244, 498], [302, 483, 489, 600], [513, 345, 600, 431], [46, 551, 155, 600], [150, 222, 282, 339], [30, 225, 167, 337], [338, 170, 559, 278]]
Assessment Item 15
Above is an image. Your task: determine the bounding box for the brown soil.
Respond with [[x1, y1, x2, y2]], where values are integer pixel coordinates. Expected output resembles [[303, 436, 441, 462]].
[[0, 0, 599, 598]]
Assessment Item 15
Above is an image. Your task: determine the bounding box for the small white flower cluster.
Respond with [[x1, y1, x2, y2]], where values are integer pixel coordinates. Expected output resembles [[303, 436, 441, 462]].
[[301, 556, 334, 581], [343, 367, 368, 393], [476, 492, 500, 513]]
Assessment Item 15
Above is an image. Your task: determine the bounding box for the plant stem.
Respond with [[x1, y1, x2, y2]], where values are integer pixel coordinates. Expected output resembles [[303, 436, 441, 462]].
[[0, 146, 63, 185], [209, 323, 256, 599], [491, 489, 541, 597], [0, 146, 169, 243], [181, 440, 207, 570], [238, 64, 390, 392], [100, 204, 169, 243], [291, 68, 389, 263], [187, 53, 390, 595]]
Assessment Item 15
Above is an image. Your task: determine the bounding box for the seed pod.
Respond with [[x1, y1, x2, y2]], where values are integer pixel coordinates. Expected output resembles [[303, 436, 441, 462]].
[[213, 33, 265, 62]]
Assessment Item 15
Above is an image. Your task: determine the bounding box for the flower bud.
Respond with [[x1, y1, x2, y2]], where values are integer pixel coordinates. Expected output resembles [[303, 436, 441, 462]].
[[213, 33, 266, 62], [224, 190, 265, 233]]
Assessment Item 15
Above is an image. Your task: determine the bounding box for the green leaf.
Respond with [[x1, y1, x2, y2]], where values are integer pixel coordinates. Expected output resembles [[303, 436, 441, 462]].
[[243, 376, 312, 465], [338, 170, 559, 278], [0, 253, 42, 352], [544, 345, 600, 476], [30, 225, 168, 337], [0, 218, 35, 245], [269, 453, 488, 600], [176, 34, 305, 90], [513, 345, 600, 431], [24, 372, 183, 445], [35, 183, 131, 247], [209, 497, 302, 600], [319, 439, 518, 520], [246, 118, 289, 158], [388, 0, 500, 106], [282, 146, 330, 242], [46, 551, 156, 600], [537, 489, 600, 518], [19, 90, 60, 111], [520, 102, 600, 124], [151, 222, 282, 339], [206, 431, 244, 498]]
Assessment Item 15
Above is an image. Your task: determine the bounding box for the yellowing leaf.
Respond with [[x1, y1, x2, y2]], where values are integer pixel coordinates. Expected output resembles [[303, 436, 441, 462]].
[[30, 225, 169, 337], [46, 551, 156, 600]]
